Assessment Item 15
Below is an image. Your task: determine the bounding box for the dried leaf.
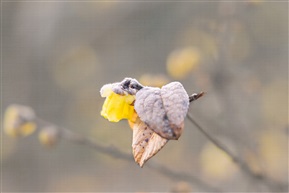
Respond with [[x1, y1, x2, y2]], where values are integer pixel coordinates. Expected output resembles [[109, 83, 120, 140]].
[[134, 82, 189, 140], [132, 117, 168, 167]]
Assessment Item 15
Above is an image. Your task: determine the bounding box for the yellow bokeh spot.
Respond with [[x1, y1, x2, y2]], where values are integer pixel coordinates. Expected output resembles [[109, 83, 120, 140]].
[[19, 122, 36, 136], [5, 122, 36, 138], [4, 105, 36, 137], [139, 74, 169, 88], [167, 47, 200, 79], [100, 87, 136, 122], [200, 142, 238, 181], [259, 130, 287, 180]]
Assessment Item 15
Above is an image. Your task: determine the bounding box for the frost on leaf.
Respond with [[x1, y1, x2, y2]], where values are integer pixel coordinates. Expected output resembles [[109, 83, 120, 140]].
[[132, 117, 168, 167], [134, 82, 189, 140]]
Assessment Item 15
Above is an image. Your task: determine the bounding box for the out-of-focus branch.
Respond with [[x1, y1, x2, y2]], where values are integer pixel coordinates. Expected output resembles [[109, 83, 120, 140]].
[[188, 2, 288, 192], [146, 161, 221, 192], [186, 113, 287, 192], [61, 127, 133, 160], [35, 118, 221, 192]]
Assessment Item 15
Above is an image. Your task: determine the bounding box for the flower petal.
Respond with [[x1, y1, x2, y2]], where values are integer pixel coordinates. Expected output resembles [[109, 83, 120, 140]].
[[100, 92, 135, 122]]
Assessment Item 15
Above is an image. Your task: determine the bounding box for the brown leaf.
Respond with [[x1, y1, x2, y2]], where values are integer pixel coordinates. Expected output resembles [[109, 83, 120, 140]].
[[132, 117, 168, 167], [134, 82, 189, 140]]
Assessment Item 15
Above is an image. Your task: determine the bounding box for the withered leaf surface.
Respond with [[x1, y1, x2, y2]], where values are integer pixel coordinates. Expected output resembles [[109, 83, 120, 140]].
[[132, 117, 168, 167], [134, 82, 189, 140]]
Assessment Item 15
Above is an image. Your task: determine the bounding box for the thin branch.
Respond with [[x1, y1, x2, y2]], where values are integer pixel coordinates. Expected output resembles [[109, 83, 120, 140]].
[[189, 92, 205, 103], [186, 113, 287, 192], [61, 128, 133, 161], [36, 118, 221, 192]]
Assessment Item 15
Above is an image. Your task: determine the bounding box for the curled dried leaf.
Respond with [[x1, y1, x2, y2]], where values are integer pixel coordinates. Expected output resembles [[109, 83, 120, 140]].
[[99, 78, 203, 166], [134, 82, 189, 140], [132, 117, 168, 167]]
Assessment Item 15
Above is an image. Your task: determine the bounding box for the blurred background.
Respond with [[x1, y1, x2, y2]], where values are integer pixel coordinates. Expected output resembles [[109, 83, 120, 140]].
[[2, 1, 288, 192]]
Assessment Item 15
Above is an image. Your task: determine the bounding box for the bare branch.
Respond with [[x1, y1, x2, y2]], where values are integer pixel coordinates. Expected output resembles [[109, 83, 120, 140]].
[[186, 113, 287, 192], [35, 118, 221, 192], [189, 92, 205, 103]]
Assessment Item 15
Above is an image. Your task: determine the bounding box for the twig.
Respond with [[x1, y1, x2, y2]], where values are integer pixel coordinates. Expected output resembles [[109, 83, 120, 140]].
[[36, 118, 221, 192], [186, 113, 287, 192], [189, 92, 205, 103], [61, 128, 133, 161]]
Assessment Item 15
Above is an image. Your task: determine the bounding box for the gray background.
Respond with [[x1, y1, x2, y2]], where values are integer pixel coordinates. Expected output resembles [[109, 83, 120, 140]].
[[2, 1, 288, 192]]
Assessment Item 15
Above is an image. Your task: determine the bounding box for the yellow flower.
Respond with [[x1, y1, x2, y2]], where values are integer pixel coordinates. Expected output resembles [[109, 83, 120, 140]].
[[4, 104, 36, 137], [38, 126, 60, 147], [100, 84, 136, 122]]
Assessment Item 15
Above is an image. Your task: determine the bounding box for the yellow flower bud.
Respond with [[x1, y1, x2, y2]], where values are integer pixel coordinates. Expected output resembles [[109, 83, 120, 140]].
[[3, 104, 36, 137], [38, 126, 60, 147]]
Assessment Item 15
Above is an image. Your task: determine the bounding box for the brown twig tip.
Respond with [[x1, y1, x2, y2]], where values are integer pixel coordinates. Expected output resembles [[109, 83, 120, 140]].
[[189, 91, 206, 102]]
